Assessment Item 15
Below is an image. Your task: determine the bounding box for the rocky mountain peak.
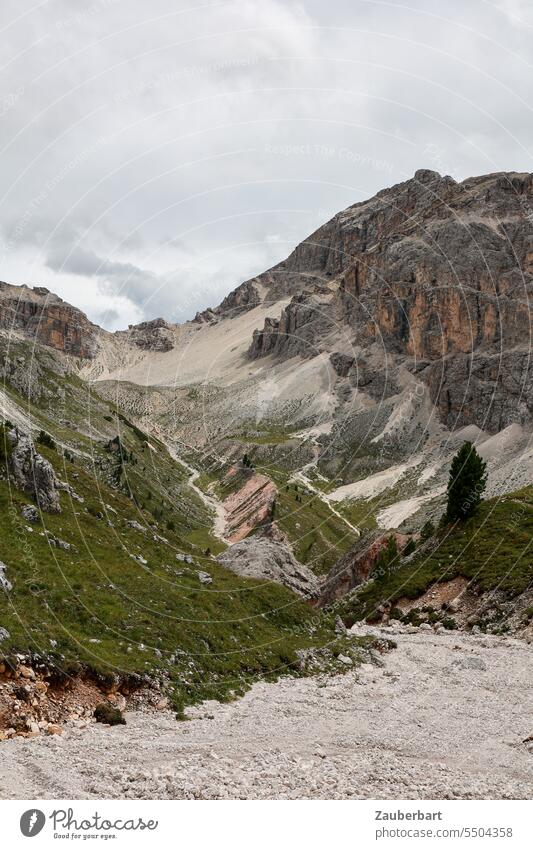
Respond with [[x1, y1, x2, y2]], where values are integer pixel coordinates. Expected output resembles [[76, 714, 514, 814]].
[[241, 169, 533, 431], [122, 317, 176, 352], [0, 281, 98, 359]]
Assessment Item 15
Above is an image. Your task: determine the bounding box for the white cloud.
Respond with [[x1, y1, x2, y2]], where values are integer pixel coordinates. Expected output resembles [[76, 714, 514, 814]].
[[0, 0, 532, 328]]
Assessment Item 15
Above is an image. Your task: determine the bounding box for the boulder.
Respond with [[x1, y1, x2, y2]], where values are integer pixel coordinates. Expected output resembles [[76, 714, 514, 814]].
[[197, 571, 213, 585], [20, 504, 39, 523], [176, 553, 193, 564], [0, 561, 12, 592], [217, 534, 319, 598], [127, 520, 147, 532], [453, 655, 487, 672]]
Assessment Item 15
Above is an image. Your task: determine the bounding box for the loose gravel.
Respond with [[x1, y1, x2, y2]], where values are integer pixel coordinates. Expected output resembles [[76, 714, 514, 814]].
[[0, 627, 531, 799]]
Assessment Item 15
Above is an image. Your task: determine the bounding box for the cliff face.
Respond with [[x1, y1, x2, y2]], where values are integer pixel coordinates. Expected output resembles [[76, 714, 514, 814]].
[[249, 293, 336, 360], [334, 171, 531, 359], [244, 169, 533, 430], [221, 468, 277, 543], [319, 531, 409, 607], [0, 283, 98, 359], [122, 318, 175, 352]]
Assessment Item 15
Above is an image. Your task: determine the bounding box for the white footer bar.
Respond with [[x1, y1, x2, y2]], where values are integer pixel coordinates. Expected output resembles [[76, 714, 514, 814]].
[[1, 799, 530, 848]]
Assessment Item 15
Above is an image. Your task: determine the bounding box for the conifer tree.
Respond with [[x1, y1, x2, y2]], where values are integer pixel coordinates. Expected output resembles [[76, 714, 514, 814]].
[[445, 441, 487, 521]]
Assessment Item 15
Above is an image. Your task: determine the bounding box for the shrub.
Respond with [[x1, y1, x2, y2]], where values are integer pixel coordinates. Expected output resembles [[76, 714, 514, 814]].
[[403, 538, 416, 557], [375, 536, 399, 580], [37, 430, 56, 450], [420, 519, 434, 541]]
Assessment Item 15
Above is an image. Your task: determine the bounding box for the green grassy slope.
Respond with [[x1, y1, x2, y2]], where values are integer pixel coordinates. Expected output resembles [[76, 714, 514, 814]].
[[179, 437, 362, 575], [273, 475, 359, 574], [0, 343, 359, 713]]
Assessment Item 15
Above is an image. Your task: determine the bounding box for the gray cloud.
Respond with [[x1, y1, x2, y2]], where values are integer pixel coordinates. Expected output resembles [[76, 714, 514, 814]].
[[0, 0, 532, 328]]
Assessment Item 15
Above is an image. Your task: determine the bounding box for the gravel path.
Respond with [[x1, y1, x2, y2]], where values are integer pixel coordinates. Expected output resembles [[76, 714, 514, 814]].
[[1, 628, 532, 799]]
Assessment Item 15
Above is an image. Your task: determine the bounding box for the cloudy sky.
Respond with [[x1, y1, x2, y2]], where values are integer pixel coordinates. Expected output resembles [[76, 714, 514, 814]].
[[1, 0, 532, 329]]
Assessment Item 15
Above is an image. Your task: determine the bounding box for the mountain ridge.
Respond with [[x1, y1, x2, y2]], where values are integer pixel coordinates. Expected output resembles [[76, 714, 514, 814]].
[[1, 167, 532, 540], [1, 168, 531, 432]]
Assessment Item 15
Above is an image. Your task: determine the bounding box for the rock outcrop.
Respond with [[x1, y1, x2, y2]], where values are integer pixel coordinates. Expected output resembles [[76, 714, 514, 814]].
[[6, 428, 61, 513], [329, 351, 355, 377], [0, 282, 98, 359], [195, 279, 262, 323], [249, 293, 335, 360], [423, 349, 533, 431], [124, 318, 175, 352], [217, 533, 319, 598], [222, 470, 277, 543], [217, 279, 262, 316], [319, 531, 408, 607]]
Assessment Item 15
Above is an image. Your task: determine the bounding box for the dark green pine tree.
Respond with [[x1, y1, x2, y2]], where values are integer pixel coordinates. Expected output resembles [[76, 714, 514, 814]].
[[375, 535, 399, 581], [445, 441, 487, 522]]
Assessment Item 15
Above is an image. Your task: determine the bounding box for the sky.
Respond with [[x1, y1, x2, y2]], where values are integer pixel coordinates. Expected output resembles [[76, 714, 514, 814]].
[[0, 0, 532, 330]]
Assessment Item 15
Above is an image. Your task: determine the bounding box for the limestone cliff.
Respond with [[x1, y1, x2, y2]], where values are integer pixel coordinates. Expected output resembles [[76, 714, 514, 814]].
[[0, 282, 98, 359], [244, 169, 533, 430], [121, 318, 175, 352]]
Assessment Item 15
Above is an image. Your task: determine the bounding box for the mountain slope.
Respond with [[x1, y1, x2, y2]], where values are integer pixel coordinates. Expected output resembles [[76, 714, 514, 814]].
[[0, 169, 532, 725], [0, 339, 363, 727], [334, 486, 533, 634]]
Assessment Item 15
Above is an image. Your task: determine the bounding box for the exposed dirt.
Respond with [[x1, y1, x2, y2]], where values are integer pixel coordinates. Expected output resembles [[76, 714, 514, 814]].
[[396, 577, 470, 615], [1, 627, 531, 800], [0, 661, 165, 743], [223, 470, 277, 542]]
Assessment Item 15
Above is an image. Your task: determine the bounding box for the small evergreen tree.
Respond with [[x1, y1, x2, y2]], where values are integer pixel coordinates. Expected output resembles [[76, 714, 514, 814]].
[[37, 430, 56, 450], [402, 538, 416, 557], [375, 535, 399, 580], [0, 423, 12, 466], [445, 441, 487, 522]]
